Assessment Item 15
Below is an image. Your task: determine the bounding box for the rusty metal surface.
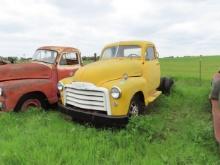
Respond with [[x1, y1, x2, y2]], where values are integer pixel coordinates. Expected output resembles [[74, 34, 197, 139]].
[[57, 64, 80, 81], [210, 73, 220, 143], [0, 63, 52, 82], [211, 100, 220, 143], [37, 46, 80, 54], [0, 79, 57, 111], [0, 46, 81, 111]]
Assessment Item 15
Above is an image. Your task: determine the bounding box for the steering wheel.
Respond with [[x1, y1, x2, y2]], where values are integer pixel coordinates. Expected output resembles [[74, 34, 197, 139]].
[[128, 54, 139, 57]]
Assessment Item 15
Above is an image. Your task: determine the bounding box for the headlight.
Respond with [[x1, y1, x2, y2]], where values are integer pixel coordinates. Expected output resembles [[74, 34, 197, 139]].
[[111, 86, 121, 99], [0, 88, 2, 96], [57, 82, 64, 91]]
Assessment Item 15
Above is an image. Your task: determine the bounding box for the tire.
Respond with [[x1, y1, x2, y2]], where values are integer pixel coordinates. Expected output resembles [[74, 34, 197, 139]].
[[128, 95, 145, 117], [158, 77, 174, 95], [158, 77, 166, 91], [15, 94, 47, 112], [163, 78, 174, 95]]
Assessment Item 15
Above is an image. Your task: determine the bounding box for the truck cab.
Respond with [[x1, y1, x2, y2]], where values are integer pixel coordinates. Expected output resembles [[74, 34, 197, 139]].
[[0, 46, 82, 111], [58, 41, 169, 125]]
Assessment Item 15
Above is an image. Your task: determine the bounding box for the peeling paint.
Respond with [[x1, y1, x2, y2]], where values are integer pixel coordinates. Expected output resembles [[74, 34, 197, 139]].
[[0, 46, 81, 111]]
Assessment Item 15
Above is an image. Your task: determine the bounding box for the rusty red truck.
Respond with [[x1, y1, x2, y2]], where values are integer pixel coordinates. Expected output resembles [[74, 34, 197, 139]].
[[0, 46, 82, 112]]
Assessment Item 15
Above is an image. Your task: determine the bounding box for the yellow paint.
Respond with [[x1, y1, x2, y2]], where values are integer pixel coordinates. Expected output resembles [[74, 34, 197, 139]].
[[59, 41, 161, 116], [59, 77, 74, 104]]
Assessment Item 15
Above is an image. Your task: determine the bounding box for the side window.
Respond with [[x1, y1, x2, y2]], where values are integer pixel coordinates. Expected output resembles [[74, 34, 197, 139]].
[[60, 52, 79, 65], [146, 47, 155, 60]]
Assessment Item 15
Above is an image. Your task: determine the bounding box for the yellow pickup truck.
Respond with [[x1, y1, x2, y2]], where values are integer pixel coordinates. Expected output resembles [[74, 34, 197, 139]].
[[58, 41, 173, 125]]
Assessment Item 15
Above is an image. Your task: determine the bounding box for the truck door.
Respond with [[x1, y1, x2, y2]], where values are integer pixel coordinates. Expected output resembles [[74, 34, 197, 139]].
[[57, 52, 80, 81], [142, 46, 160, 94]]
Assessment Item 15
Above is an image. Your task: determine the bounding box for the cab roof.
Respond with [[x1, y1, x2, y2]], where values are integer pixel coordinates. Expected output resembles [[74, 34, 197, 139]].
[[37, 46, 80, 54], [104, 40, 154, 48]]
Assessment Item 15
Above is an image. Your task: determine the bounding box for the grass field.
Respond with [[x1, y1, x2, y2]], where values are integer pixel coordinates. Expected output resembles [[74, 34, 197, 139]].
[[1, 56, 220, 164]]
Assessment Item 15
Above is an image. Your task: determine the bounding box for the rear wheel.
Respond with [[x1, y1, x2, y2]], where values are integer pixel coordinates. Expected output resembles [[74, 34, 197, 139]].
[[15, 94, 46, 112], [163, 78, 174, 95], [158, 77, 174, 95], [128, 95, 145, 117]]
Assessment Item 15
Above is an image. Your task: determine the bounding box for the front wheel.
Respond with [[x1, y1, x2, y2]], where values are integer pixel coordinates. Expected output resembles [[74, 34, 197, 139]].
[[128, 95, 145, 117], [15, 94, 46, 112]]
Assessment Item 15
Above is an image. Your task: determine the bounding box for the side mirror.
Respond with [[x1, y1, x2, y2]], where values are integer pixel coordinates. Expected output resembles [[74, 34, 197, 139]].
[[156, 52, 159, 58]]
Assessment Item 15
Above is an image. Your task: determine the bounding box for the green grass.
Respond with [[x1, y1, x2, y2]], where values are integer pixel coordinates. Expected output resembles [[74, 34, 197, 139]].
[[160, 56, 220, 80], [1, 56, 220, 164]]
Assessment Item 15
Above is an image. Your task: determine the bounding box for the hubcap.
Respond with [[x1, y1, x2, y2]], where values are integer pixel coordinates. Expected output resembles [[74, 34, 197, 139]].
[[129, 102, 139, 117], [21, 99, 41, 112]]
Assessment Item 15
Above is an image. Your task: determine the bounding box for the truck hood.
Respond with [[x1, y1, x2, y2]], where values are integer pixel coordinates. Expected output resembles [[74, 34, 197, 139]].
[[0, 62, 52, 82], [73, 59, 142, 85]]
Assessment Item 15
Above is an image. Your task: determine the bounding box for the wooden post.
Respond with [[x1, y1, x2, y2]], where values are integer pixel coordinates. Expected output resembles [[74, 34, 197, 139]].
[[94, 53, 97, 61]]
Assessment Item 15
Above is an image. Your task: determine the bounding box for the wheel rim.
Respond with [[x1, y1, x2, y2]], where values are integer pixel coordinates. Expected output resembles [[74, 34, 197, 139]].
[[129, 101, 139, 117], [21, 99, 42, 112]]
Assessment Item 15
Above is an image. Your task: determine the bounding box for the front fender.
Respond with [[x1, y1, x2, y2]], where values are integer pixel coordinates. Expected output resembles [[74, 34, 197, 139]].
[[59, 77, 75, 104], [102, 77, 147, 116], [0, 79, 56, 111]]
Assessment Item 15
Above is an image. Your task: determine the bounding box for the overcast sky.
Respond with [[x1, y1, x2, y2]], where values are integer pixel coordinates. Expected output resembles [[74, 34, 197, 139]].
[[0, 0, 219, 57]]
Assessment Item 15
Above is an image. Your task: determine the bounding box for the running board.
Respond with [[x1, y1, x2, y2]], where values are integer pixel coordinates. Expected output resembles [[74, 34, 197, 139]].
[[146, 91, 161, 103]]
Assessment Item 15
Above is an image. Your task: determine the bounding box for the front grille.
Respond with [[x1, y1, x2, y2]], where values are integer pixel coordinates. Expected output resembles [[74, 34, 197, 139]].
[[64, 82, 111, 114]]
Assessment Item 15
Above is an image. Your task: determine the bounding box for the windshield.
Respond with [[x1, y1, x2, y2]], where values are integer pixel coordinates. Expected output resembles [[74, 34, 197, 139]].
[[32, 50, 58, 64], [101, 45, 141, 60]]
